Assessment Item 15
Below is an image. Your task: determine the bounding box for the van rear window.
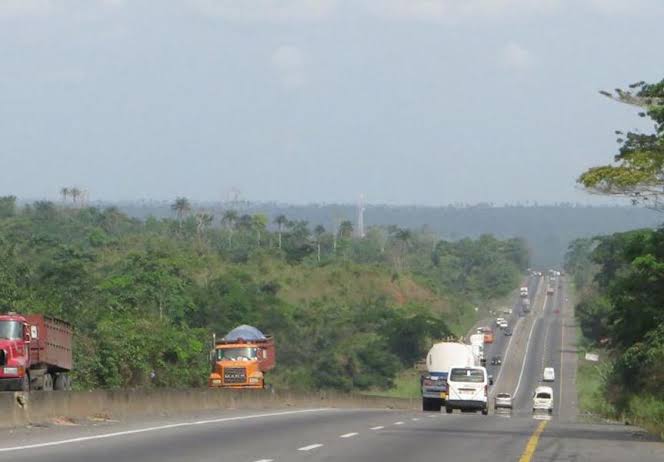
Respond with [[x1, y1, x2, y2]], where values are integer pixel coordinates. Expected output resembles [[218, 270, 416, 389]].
[[536, 392, 551, 399], [449, 368, 484, 383]]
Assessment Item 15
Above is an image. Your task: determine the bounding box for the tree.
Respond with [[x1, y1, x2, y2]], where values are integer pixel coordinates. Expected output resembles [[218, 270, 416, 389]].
[[579, 79, 664, 210], [221, 210, 238, 248], [252, 214, 268, 247], [60, 187, 70, 204], [70, 187, 82, 207], [0, 196, 17, 219], [170, 197, 191, 223], [194, 212, 214, 240], [314, 225, 325, 262], [274, 214, 288, 249], [339, 220, 354, 239]]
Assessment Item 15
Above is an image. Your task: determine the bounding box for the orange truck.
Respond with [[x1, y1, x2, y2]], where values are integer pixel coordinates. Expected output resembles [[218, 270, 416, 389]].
[[208, 325, 275, 389], [482, 327, 494, 344]]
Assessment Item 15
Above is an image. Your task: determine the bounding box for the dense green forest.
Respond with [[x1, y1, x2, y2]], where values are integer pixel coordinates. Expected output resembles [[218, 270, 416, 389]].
[[112, 201, 661, 268], [0, 195, 528, 391], [567, 77, 664, 435]]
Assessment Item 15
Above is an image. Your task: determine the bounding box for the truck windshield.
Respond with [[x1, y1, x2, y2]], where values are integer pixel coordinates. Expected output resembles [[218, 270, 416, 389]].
[[217, 347, 258, 361], [0, 321, 22, 340]]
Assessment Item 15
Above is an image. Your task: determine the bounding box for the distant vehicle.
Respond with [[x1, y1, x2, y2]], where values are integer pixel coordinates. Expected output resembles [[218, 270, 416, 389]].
[[542, 367, 555, 382], [445, 366, 489, 415], [483, 329, 494, 344], [491, 356, 502, 366], [553, 309, 560, 315], [504, 327, 513, 336], [421, 342, 475, 412], [520, 287, 529, 298], [533, 386, 554, 414], [546, 287, 554, 295], [0, 312, 73, 391], [494, 392, 512, 409], [522, 298, 531, 313], [469, 334, 486, 366], [495, 318, 507, 329], [209, 325, 276, 389]]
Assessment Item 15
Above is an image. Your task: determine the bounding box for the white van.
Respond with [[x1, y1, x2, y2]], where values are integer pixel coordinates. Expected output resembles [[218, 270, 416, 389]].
[[533, 386, 554, 413], [543, 367, 555, 382], [445, 366, 489, 415]]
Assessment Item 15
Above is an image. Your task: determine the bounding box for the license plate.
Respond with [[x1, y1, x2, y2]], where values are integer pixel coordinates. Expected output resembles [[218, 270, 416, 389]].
[[460, 389, 475, 395]]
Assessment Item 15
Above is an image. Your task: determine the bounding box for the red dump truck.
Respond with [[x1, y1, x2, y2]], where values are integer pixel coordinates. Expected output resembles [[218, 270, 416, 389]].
[[0, 312, 73, 391], [208, 325, 275, 389]]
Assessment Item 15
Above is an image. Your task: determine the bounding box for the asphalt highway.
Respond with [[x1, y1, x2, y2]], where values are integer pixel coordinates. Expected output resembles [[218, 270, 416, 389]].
[[0, 276, 662, 461]]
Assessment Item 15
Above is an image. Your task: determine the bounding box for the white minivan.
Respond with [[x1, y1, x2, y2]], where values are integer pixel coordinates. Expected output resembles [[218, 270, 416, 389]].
[[533, 386, 554, 413], [445, 366, 489, 415]]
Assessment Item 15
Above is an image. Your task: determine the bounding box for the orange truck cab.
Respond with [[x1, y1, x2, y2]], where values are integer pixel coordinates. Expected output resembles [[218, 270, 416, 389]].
[[208, 325, 275, 389], [483, 328, 494, 344]]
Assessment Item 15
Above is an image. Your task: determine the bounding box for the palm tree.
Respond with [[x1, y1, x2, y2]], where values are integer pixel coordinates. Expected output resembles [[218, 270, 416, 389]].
[[314, 225, 325, 262], [274, 214, 288, 249], [221, 210, 239, 248], [170, 197, 191, 223], [252, 214, 268, 247], [70, 187, 81, 207], [60, 187, 70, 204], [195, 212, 214, 239]]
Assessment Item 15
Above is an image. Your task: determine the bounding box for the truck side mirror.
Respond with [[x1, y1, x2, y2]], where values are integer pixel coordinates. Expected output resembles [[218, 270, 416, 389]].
[[23, 325, 31, 343]]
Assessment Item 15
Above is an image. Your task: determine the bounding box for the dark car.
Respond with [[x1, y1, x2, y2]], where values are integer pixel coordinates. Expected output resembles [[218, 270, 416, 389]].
[[504, 327, 513, 336], [491, 356, 502, 365]]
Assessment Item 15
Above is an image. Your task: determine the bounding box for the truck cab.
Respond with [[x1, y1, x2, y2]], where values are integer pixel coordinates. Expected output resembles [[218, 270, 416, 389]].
[[0, 313, 31, 391], [208, 325, 275, 389]]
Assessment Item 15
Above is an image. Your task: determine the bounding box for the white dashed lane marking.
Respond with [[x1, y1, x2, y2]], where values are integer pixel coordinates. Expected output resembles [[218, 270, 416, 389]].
[[370, 426, 384, 430], [340, 432, 358, 438], [298, 444, 324, 451]]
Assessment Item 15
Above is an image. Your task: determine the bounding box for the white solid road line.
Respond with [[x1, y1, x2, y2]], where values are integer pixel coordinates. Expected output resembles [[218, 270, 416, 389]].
[[513, 295, 549, 400], [370, 426, 385, 430], [0, 408, 331, 453], [298, 444, 324, 451], [394, 421, 404, 425], [254, 459, 274, 462], [340, 432, 358, 438], [411, 417, 420, 421]]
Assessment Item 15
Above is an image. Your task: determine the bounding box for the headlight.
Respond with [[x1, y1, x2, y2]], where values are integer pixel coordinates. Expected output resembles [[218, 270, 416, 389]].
[[248, 377, 261, 384], [3, 367, 18, 375]]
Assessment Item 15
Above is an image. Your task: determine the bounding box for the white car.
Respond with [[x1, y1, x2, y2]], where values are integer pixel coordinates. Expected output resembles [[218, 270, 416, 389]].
[[533, 386, 554, 414], [445, 366, 489, 415], [542, 367, 555, 382], [494, 392, 512, 409]]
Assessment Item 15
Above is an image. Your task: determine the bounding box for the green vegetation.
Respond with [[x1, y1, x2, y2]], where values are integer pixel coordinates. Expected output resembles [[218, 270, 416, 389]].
[[0, 196, 528, 392], [567, 77, 664, 437]]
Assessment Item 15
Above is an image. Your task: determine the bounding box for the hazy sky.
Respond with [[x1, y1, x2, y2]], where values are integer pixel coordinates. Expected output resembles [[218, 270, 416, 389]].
[[1, 0, 663, 205]]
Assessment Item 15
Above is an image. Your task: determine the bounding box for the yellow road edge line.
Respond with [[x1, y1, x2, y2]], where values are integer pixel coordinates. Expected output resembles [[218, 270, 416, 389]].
[[518, 420, 548, 462]]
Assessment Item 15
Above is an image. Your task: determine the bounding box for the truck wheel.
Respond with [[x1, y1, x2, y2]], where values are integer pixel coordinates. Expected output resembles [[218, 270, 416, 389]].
[[445, 406, 453, 414], [42, 373, 54, 391], [482, 408, 489, 416], [54, 374, 67, 391], [422, 398, 433, 412]]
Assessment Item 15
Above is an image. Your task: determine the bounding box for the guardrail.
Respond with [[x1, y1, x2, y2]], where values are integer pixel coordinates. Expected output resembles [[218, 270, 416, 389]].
[[0, 389, 416, 429]]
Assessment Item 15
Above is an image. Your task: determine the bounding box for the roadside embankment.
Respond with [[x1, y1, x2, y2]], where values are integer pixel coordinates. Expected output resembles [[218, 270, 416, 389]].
[[0, 388, 416, 430]]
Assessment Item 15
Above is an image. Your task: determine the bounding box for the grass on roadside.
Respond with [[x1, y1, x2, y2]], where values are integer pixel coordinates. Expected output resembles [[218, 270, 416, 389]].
[[363, 369, 421, 399]]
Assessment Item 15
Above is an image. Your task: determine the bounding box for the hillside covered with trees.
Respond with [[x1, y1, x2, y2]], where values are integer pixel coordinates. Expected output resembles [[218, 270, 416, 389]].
[[0, 195, 528, 392]]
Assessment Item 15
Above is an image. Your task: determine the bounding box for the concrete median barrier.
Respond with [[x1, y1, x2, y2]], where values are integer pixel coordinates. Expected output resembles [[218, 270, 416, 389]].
[[0, 388, 416, 430]]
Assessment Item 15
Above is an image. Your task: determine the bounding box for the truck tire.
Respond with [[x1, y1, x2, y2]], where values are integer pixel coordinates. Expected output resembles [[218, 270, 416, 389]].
[[54, 374, 67, 391], [445, 406, 453, 414], [42, 373, 54, 392], [422, 398, 441, 412], [481, 408, 489, 416]]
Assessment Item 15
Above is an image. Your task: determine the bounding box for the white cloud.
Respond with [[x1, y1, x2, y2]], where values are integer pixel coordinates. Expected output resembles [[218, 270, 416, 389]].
[[501, 42, 532, 71], [190, 0, 337, 22], [271, 45, 307, 89]]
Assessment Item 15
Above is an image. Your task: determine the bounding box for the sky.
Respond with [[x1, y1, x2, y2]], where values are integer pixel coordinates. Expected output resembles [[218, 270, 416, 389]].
[[0, 0, 663, 206]]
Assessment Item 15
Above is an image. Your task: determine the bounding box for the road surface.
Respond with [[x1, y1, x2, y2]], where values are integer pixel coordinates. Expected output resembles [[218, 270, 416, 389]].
[[0, 277, 661, 461]]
